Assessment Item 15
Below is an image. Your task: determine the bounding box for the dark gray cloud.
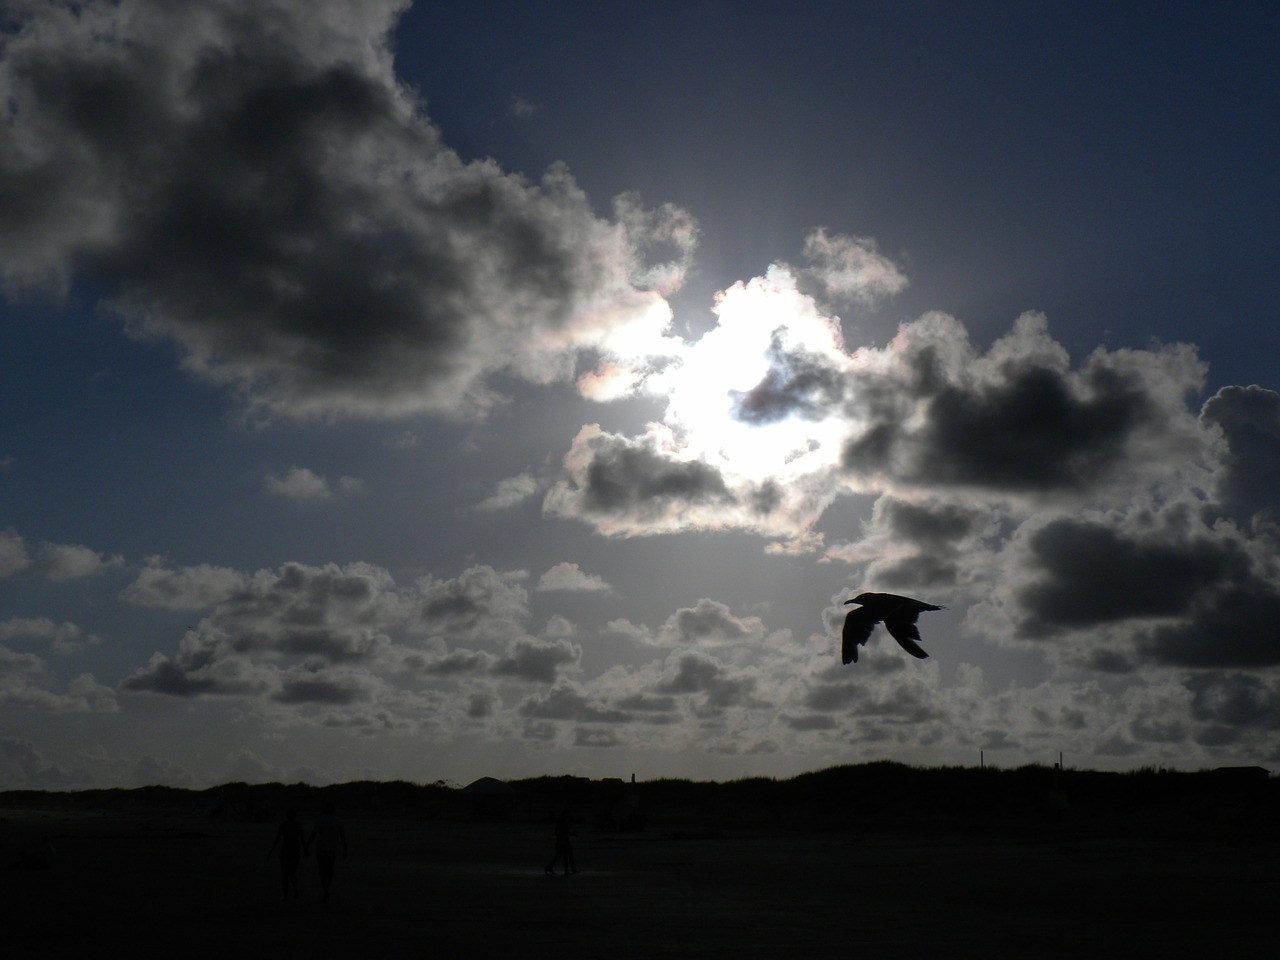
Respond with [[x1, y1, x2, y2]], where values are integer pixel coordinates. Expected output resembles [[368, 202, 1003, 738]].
[[655, 651, 758, 709], [1201, 385, 1280, 531], [1016, 517, 1252, 637], [658, 598, 764, 645], [274, 670, 375, 705], [848, 357, 1161, 492], [518, 684, 632, 723], [492, 638, 579, 684], [122, 561, 410, 697], [862, 495, 994, 589], [1139, 583, 1280, 668], [841, 313, 1207, 496], [0, 0, 692, 420], [730, 337, 844, 425], [1185, 673, 1280, 735], [910, 366, 1147, 490], [123, 634, 270, 697], [418, 566, 529, 641], [546, 425, 735, 532]]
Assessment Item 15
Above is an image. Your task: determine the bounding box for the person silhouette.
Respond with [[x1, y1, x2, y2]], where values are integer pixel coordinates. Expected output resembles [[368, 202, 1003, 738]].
[[266, 807, 306, 901], [306, 802, 348, 901], [544, 806, 578, 876]]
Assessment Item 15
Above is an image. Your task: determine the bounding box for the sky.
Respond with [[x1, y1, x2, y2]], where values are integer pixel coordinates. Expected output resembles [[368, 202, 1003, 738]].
[[2, 0, 1280, 790]]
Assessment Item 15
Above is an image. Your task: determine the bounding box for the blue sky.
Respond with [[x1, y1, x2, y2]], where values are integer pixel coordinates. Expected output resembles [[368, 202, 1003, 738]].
[[2, 0, 1279, 789]]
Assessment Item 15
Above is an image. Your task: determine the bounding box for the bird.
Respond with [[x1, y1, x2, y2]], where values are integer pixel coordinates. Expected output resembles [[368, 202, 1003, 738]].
[[841, 592, 943, 664]]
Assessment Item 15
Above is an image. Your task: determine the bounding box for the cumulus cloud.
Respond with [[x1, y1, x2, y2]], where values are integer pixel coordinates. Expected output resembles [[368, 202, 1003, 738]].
[[0, 638, 117, 712], [122, 561, 412, 697], [492, 637, 580, 684], [546, 423, 735, 536], [0, 616, 98, 654], [264, 466, 363, 500], [657, 598, 766, 646], [120, 561, 249, 610], [33, 541, 124, 580], [535, 562, 614, 594], [0, 737, 72, 787], [839, 312, 1208, 496], [1201, 385, 1280, 532], [119, 559, 582, 736], [0, 529, 123, 580], [0, 0, 694, 421]]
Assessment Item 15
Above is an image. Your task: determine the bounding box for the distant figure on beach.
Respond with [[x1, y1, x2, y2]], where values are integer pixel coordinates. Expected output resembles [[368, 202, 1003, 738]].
[[266, 808, 306, 900], [307, 802, 348, 901], [544, 806, 578, 876]]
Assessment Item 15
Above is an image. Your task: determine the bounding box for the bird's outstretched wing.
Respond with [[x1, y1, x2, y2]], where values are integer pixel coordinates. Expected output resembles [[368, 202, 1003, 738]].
[[842, 606, 879, 664], [883, 614, 929, 659]]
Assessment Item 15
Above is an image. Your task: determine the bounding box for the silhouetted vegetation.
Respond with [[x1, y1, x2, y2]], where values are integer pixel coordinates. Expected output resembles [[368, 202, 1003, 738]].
[[2, 762, 1273, 841]]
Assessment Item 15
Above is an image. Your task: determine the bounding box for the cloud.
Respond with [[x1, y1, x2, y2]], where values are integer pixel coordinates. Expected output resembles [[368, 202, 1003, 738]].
[[1201, 385, 1280, 532], [475, 472, 540, 511], [120, 561, 249, 610], [33, 542, 123, 579], [654, 651, 761, 712], [509, 96, 542, 118], [544, 423, 738, 537], [657, 598, 766, 646], [1, 638, 117, 712], [0, 0, 694, 421], [0, 529, 123, 580], [119, 559, 574, 737], [492, 637, 580, 684], [0, 528, 29, 576], [418, 565, 530, 643], [796, 228, 908, 304], [0, 738, 72, 787], [840, 312, 1208, 495], [535, 562, 613, 594], [264, 466, 363, 500], [0, 616, 98, 654], [518, 683, 632, 724], [122, 561, 413, 697]]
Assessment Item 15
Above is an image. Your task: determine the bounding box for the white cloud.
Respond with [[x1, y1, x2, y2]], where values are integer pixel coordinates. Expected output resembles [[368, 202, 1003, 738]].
[[797, 228, 908, 304], [264, 466, 362, 501], [35, 542, 124, 580], [120, 562, 249, 610], [536, 562, 613, 594], [475, 472, 539, 511], [0, 529, 122, 580], [0, 617, 98, 654]]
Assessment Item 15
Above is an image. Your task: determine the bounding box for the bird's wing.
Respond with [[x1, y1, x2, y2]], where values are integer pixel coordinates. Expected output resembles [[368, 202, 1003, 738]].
[[883, 614, 929, 659], [841, 607, 879, 664]]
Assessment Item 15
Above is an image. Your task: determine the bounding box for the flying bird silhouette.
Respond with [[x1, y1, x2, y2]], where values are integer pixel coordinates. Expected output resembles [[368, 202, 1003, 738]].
[[841, 592, 943, 664]]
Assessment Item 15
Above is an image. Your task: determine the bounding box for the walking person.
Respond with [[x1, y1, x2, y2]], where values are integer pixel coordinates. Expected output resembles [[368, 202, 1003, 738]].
[[544, 806, 578, 876], [266, 807, 306, 901], [307, 801, 348, 901]]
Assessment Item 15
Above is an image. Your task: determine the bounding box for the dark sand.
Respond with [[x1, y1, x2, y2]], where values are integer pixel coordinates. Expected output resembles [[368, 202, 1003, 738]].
[[3, 809, 1276, 958]]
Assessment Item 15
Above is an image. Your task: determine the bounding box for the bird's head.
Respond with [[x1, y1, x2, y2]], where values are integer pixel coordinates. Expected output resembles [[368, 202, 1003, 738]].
[[844, 593, 873, 606]]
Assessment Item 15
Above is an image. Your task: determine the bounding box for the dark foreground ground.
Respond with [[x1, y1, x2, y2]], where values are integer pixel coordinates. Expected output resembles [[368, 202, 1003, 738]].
[[3, 807, 1277, 959]]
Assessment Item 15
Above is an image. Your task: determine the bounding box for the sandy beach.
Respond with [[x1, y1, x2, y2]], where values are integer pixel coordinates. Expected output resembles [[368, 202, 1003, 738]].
[[3, 805, 1275, 958]]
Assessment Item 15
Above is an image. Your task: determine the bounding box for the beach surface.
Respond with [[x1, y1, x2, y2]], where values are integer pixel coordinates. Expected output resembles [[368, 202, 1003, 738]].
[[3, 806, 1275, 958]]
